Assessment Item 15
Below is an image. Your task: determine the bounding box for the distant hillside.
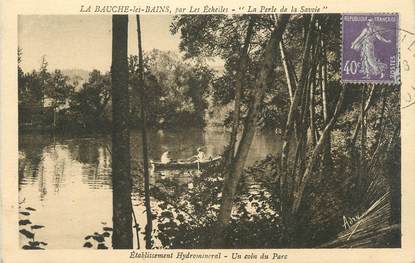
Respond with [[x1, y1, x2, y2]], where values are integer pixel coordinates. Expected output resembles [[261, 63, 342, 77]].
[[60, 65, 225, 91], [61, 69, 90, 91]]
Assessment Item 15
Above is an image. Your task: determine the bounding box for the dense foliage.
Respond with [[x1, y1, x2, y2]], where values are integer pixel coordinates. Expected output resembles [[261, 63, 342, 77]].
[[18, 50, 215, 132], [18, 14, 401, 249], [148, 14, 401, 248]]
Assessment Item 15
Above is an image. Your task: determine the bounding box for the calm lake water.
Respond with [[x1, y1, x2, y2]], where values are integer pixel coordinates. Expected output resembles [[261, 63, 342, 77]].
[[18, 127, 281, 249]]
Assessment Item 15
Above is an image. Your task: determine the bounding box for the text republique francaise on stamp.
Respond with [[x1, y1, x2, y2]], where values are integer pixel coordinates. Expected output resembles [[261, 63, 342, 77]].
[[342, 14, 399, 85]]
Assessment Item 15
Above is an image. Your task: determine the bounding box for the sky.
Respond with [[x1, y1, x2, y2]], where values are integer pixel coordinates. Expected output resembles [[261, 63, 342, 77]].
[[18, 15, 184, 72]]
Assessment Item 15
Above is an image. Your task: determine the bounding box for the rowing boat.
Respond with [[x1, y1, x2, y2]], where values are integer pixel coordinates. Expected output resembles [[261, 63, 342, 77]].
[[152, 156, 222, 171]]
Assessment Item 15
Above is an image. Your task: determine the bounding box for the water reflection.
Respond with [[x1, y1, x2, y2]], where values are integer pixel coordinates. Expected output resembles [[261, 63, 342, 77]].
[[18, 127, 281, 248]]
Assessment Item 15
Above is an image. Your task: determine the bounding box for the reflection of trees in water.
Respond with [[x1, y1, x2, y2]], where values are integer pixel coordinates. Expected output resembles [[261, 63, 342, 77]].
[[77, 140, 100, 164], [18, 134, 50, 194], [83, 145, 112, 189], [19, 136, 113, 194], [49, 146, 68, 193], [65, 138, 112, 188], [18, 134, 50, 182], [66, 141, 80, 164], [18, 129, 279, 195], [19, 142, 67, 198], [37, 145, 68, 199], [37, 162, 47, 200]]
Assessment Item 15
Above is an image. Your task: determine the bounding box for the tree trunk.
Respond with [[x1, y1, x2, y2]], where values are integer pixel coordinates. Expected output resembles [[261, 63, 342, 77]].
[[320, 40, 333, 181], [291, 84, 346, 214], [385, 126, 400, 229], [358, 86, 368, 202], [309, 79, 317, 145], [279, 41, 295, 104], [226, 18, 255, 168], [321, 57, 328, 122], [279, 40, 298, 142], [280, 14, 315, 182], [136, 15, 153, 249], [308, 32, 321, 146], [111, 15, 133, 249], [371, 88, 387, 153], [279, 15, 315, 245], [211, 14, 290, 248], [351, 85, 375, 145], [291, 56, 314, 194], [368, 89, 387, 171]]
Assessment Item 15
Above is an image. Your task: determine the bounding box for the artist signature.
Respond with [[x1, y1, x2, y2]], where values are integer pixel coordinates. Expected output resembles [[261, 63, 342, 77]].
[[342, 214, 361, 229]]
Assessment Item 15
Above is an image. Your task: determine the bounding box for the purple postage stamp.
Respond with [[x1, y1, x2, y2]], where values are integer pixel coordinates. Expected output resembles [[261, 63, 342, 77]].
[[342, 13, 399, 84]]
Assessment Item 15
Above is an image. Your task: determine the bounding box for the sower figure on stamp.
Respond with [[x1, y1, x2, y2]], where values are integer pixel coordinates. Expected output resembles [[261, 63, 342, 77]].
[[351, 18, 392, 79]]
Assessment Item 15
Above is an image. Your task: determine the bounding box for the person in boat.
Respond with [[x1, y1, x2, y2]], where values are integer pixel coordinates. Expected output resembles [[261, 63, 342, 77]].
[[149, 160, 155, 174], [187, 147, 207, 162], [160, 151, 171, 164], [196, 147, 206, 161]]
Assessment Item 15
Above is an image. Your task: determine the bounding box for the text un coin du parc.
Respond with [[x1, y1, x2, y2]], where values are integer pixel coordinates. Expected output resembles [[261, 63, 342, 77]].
[[129, 251, 288, 260]]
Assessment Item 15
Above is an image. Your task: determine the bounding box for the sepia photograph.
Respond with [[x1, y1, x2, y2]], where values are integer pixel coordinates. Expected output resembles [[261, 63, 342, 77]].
[[17, 13, 401, 250]]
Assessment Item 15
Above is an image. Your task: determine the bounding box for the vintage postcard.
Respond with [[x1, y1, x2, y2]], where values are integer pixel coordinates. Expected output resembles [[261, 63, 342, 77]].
[[1, 0, 415, 262]]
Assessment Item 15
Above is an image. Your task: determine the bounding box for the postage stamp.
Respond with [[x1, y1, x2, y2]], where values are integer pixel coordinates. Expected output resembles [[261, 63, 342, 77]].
[[342, 13, 399, 84]]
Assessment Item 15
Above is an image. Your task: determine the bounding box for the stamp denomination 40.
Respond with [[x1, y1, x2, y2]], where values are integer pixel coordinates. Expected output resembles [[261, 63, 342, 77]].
[[342, 13, 399, 85]]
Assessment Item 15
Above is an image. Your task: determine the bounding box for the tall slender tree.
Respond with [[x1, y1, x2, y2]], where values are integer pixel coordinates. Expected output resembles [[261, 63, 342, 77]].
[[111, 15, 133, 249], [212, 14, 290, 248], [278, 15, 315, 246], [136, 14, 153, 249], [225, 18, 255, 168]]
